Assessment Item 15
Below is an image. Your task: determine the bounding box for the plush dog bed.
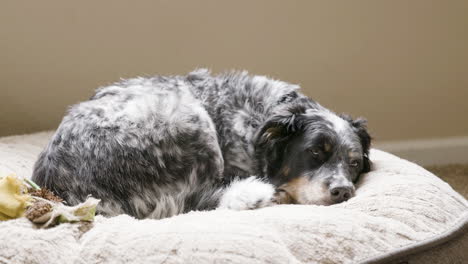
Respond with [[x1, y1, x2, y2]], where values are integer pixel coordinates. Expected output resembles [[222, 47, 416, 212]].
[[0, 132, 467, 264]]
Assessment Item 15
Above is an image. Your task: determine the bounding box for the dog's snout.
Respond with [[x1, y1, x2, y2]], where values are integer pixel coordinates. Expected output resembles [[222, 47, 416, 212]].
[[330, 186, 353, 203]]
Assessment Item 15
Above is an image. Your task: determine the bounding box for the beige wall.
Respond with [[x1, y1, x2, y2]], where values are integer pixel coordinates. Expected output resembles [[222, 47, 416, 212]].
[[1, 0, 467, 141]]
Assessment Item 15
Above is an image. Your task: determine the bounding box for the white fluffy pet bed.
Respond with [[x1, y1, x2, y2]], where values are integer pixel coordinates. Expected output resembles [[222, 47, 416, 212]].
[[0, 132, 467, 264]]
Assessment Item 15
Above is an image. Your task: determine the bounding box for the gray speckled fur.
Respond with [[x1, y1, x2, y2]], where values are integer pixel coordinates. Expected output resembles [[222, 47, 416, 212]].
[[32, 69, 353, 219]]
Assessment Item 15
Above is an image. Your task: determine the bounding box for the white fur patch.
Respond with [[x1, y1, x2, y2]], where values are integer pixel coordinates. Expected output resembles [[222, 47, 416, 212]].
[[218, 177, 275, 210], [296, 181, 329, 205], [323, 111, 349, 133]]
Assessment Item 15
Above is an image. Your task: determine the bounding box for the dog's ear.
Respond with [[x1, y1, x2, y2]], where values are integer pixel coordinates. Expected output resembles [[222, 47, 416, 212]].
[[254, 105, 307, 177], [256, 105, 306, 143], [340, 114, 372, 173], [353, 118, 372, 173]]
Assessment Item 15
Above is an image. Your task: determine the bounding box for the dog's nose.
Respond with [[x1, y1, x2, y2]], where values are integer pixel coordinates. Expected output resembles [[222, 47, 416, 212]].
[[330, 186, 353, 203]]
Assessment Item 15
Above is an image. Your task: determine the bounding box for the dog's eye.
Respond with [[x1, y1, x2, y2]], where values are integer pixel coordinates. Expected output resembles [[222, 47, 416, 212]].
[[308, 148, 320, 156], [349, 160, 360, 168]]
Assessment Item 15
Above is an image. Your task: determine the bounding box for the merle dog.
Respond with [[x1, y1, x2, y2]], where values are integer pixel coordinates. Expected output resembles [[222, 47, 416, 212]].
[[32, 69, 371, 219]]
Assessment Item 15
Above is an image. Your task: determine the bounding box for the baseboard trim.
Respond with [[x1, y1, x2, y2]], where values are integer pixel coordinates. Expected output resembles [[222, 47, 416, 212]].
[[375, 136, 468, 166]]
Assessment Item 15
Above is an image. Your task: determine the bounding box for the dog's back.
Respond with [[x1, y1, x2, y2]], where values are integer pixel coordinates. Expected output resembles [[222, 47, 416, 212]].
[[32, 74, 224, 219]]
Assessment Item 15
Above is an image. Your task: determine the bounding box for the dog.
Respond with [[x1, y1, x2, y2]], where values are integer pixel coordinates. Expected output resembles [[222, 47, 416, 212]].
[[32, 69, 371, 219]]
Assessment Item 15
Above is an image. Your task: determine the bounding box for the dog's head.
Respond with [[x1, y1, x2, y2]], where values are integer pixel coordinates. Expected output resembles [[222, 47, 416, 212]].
[[255, 105, 371, 205]]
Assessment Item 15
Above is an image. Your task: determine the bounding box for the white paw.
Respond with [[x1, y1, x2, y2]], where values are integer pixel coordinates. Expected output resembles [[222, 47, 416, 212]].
[[218, 176, 275, 210]]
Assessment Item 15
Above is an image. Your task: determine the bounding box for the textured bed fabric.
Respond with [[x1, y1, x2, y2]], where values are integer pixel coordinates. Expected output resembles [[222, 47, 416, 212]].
[[0, 132, 467, 264]]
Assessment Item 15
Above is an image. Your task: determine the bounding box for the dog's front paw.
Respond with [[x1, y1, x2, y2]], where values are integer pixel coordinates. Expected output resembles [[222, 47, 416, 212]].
[[218, 177, 275, 210]]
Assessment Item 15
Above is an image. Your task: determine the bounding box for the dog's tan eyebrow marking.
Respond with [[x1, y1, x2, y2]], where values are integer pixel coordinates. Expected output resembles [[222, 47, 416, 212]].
[[324, 143, 332, 152], [348, 151, 360, 159]]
